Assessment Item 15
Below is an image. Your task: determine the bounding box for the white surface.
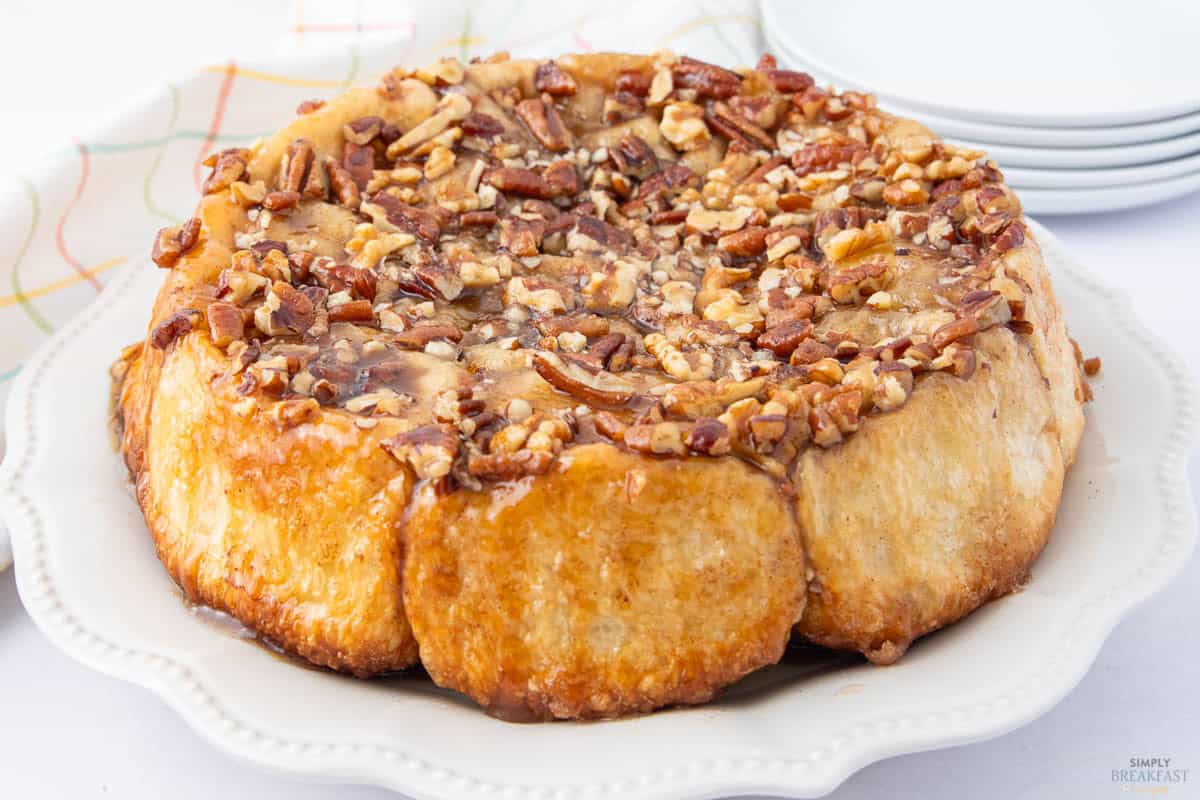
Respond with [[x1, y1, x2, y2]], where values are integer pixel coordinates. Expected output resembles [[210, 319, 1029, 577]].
[[5, 220, 1192, 799], [0, 2, 1197, 799], [763, 0, 1200, 126]]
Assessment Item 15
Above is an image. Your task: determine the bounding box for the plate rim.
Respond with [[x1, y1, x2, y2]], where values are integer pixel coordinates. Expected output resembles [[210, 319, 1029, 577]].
[[763, 31, 1200, 148], [761, 0, 1200, 127], [1, 220, 1196, 799], [764, 34, 1200, 172]]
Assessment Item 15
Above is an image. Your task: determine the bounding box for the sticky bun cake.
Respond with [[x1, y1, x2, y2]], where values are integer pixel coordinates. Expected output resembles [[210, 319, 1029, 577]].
[[116, 52, 1089, 720]]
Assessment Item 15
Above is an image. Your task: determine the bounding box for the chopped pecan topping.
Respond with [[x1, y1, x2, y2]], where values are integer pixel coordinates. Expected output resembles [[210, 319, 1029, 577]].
[[515, 97, 573, 152], [151, 218, 201, 269], [342, 141, 375, 189], [150, 308, 202, 350], [757, 319, 813, 356], [145, 51, 1068, 491], [206, 301, 244, 347], [367, 192, 442, 242], [281, 140, 315, 193], [328, 299, 375, 323], [686, 417, 732, 455], [262, 190, 300, 211], [706, 102, 774, 150], [534, 60, 578, 96], [672, 56, 741, 99], [533, 351, 634, 406], [762, 68, 814, 94], [791, 142, 866, 177], [381, 424, 459, 480], [462, 111, 505, 139], [468, 449, 555, 481], [931, 318, 979, 350], [718, 225, 768, 257], [344, 116, 384, 145], [324, 156, 361, 208], [393, 325, 463, 350], [486, 166, 574, 199], [202, 148, 249, 194], [254, 281, 315, 336]]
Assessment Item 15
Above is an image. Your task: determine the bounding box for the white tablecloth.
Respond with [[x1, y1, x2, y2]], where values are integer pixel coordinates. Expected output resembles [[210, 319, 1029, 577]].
[[1, 1, 1195, 797]]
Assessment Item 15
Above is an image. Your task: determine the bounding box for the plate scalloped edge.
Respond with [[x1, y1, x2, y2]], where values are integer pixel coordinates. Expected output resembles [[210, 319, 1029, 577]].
[[0, 221, 1196, 800]]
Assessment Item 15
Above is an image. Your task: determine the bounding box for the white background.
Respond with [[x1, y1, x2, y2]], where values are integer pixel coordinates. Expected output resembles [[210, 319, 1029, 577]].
[[1, 1, 1197, 797]]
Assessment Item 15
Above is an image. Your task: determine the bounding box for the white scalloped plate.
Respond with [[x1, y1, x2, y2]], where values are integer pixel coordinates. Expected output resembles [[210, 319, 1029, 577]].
[[0, 222, 1195, 799]]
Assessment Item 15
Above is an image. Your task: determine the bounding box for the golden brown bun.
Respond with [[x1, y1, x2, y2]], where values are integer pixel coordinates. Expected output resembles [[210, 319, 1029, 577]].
[[403, 443, 805, 719], [793, 328, 1066, 662]]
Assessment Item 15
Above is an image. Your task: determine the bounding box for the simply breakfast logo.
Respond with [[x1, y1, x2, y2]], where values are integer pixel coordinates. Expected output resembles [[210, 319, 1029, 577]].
[[1113, 757, 1190, 794]]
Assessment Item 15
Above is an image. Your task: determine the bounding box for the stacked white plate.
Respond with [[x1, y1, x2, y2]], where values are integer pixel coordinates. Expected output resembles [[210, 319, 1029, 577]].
[[762, 0, 1200, 215]]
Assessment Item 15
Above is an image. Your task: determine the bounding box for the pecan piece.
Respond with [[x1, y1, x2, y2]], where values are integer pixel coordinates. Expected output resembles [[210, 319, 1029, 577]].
[[327, 299, 375, 323], [706, 103, 774, 150], [992, 219, 1026, 252], [254, 281, 315, 336], [515, 97, 573, 152], [672, 56, 741, 99], [206, 301, 244, 347], [790, 338, 834, 365], [790, 142, 866, 177], [534, 60, 578, 96], [756, 319, 813, 356], [718, 225, 768, 257], [312, 262, 377, 301], [262, 190, 300, 211], [486, 167, 553, 199], [610, 133, 660, 180], [543, 160, 579, 197], [533, 352, 634, 406], [632, 163, 697, 202], [467, 450, 555, 481], [461, 111, 505, 139], [150, 308, 202, 350], [281, 139, 315, 193], [588, 333, 626, 365], [324, 156, 361, 208], [931, 317, 980, 350], [616, 70, 653, 96], [686, 417, 732, 455], [572, 215, 632, 251], [343, 116, 384, 146], [624, 422, 688, 455], [367, 192, 442, 242], [150, 217, 201, 269], [460, 210, 499, 227], [763, 68, 814, 94], [958, 289, 1012, 329], [1083, 356, 1101, 376], [343, 141, 376, 190], [500, 217, 545, 257], [392, 325, 463, 350], [381, 424, 460, 480], [202, 148, 249, 194]]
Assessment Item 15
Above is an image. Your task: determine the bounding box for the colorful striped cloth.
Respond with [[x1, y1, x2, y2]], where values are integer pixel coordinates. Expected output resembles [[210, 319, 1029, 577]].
[[0, 0, 762, 552]]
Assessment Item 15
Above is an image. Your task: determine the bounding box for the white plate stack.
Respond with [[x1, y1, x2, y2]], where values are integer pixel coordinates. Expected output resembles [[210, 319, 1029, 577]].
[[761, 0, 1200, 215]]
